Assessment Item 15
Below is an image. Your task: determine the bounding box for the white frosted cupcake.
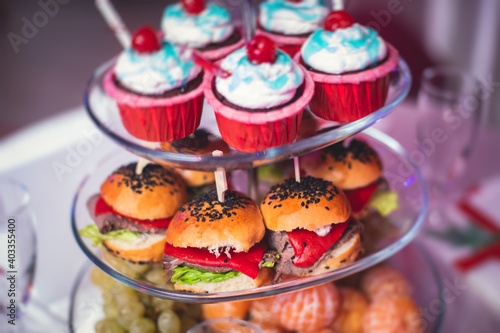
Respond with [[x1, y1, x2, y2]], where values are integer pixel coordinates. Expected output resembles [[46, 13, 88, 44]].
[[204, 36, 314, 152], [257, 0, 328, 56], [161, 0, 244, 61], [296, 11, 399, 122]]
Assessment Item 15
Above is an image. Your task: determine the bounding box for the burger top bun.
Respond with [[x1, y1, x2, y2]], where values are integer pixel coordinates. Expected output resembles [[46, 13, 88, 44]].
[[160, 129, 230, 155], [260, 176, 351, 232], [166, 190, 265, 252], [100, 163, 187, 220], [160, 129, 231, 187], [302, 139, 382, 190]]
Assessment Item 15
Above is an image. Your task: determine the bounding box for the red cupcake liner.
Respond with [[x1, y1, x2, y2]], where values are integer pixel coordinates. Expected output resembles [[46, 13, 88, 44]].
[[103, 68, 206, 142], [295, 44, 399, 122], [116, 96, 204, 142], [204, 66, 315, 152], [255, 28, 307, 58], [214, 108, 303, 152], [308, 75, 391, 122]]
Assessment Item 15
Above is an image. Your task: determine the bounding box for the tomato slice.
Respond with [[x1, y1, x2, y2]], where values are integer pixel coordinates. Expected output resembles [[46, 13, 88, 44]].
[[164, 242, 267, 279], [343, 182, 378, 213], [95, 196, 172, 229], [287, 219, 351, 268]]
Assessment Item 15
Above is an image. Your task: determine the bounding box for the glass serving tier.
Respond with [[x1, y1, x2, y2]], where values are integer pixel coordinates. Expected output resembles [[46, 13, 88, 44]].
[[69, 241, 443, 333], [84, 58, 411, 171], [71, 128, 428, 303]]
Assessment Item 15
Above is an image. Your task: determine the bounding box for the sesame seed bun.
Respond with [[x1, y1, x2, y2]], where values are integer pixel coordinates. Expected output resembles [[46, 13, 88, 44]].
[[302, 139, 382, 190], [166, 190, 266, 252], [100, 163, 187, 220], [260, 176, 351, 232], [160, 129, 231, 188]]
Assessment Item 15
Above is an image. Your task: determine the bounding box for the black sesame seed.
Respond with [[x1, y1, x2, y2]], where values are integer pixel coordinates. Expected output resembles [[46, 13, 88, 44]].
[[325, 207, 330, 210], [325, 266, 330, 269], [224, 258, 228, 263], [303, 242, 307, 247], [340, 259, 346, 263]]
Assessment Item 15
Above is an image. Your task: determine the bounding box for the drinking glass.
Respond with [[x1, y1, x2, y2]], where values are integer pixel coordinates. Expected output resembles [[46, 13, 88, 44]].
[[187, 318, 263, 333], [0, 180, 36, 332], [416, 66, 484, 200]]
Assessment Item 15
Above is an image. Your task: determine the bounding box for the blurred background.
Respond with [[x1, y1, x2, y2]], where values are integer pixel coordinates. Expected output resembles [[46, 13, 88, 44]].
[[0, 0, 499, 138]]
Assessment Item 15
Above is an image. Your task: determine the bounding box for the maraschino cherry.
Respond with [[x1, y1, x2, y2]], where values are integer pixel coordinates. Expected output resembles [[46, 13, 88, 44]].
[[246, 35, 277, 64], [131, 26, 161, 54], [182, 0, 205, 15], [324, 11, 355, 31]]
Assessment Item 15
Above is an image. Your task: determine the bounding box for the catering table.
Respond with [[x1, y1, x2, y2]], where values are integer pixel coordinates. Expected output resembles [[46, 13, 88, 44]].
[[1, 102, 499, 332]]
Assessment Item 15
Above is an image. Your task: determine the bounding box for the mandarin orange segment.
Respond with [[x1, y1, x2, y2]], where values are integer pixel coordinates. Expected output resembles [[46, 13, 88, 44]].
[[274, 283, 341, 331]]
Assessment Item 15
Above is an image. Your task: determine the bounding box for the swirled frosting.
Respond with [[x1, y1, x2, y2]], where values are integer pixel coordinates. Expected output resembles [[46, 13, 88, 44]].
[[114, 42, 201, 95], [301, 23, 387, 74], [259, 0, 328, 35], [215, 48, 304, 109], [161, 3, 234, 49]]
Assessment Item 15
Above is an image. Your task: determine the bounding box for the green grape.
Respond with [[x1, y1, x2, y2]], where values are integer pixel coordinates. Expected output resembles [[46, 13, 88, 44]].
[[157, 310, 181, 333], [180, 314, 198, 332], [102, 290, 113, 303], [145, 268, 167, 285], [112, 289, 139, 306], [110, 282, 136, 295], [103, 301, 118, 318], [126, 260, 151, 275], [101, 248, 141, 278], [95, 318, 125, 333], [138, 292, 153, 308], [117, 301, 146, 329], [152, 297, 175, 312], [129, 317, 156, 333], [91, 267, 115, 289]]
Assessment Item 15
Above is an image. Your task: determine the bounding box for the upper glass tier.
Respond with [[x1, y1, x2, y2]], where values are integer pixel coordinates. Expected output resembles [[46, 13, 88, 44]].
[[84, 57, 411, 171]]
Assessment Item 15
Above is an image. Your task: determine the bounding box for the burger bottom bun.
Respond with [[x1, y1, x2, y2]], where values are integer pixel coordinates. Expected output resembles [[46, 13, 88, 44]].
[[173, 268, 274, 293], [103, 233, 166, 263], [304, 231, 362, 276]]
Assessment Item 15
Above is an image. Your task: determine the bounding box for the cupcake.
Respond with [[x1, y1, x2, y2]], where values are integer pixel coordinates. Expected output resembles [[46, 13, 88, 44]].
[[257, 0, 328, 57], [161, 0, 245, 61], [204, 36, 314, 152], [103, 26, 205, 142], [296, 11, 399, 122]]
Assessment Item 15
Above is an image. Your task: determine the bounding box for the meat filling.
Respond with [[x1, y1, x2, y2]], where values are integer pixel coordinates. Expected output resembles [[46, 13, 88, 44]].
[[87, 194, 168, 235], [268, 222, 361, 282]]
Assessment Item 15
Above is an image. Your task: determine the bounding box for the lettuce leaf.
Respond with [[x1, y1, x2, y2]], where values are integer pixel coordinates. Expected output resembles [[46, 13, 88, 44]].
[[171, 266, 241, 285], [79, 225, 141, 247], [367, 191, 399, 217]]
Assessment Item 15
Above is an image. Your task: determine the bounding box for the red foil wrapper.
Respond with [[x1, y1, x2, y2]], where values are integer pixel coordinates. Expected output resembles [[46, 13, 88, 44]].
[[309, 76, 391, 122], [117, 95, 204, 142], [214, 109, 303, 152]]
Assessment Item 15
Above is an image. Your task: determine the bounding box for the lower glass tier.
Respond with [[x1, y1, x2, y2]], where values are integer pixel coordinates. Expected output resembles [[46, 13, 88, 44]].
[[71, 128, 427, 302]]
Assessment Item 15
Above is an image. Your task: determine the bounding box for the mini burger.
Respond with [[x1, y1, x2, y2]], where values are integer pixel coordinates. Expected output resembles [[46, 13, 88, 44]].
[[302, 139, 398, 216], [163, 190, 275, 293], [160, 129, 231, 197], [80, 163, 187, 263], [260, 176, 362, 281]]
